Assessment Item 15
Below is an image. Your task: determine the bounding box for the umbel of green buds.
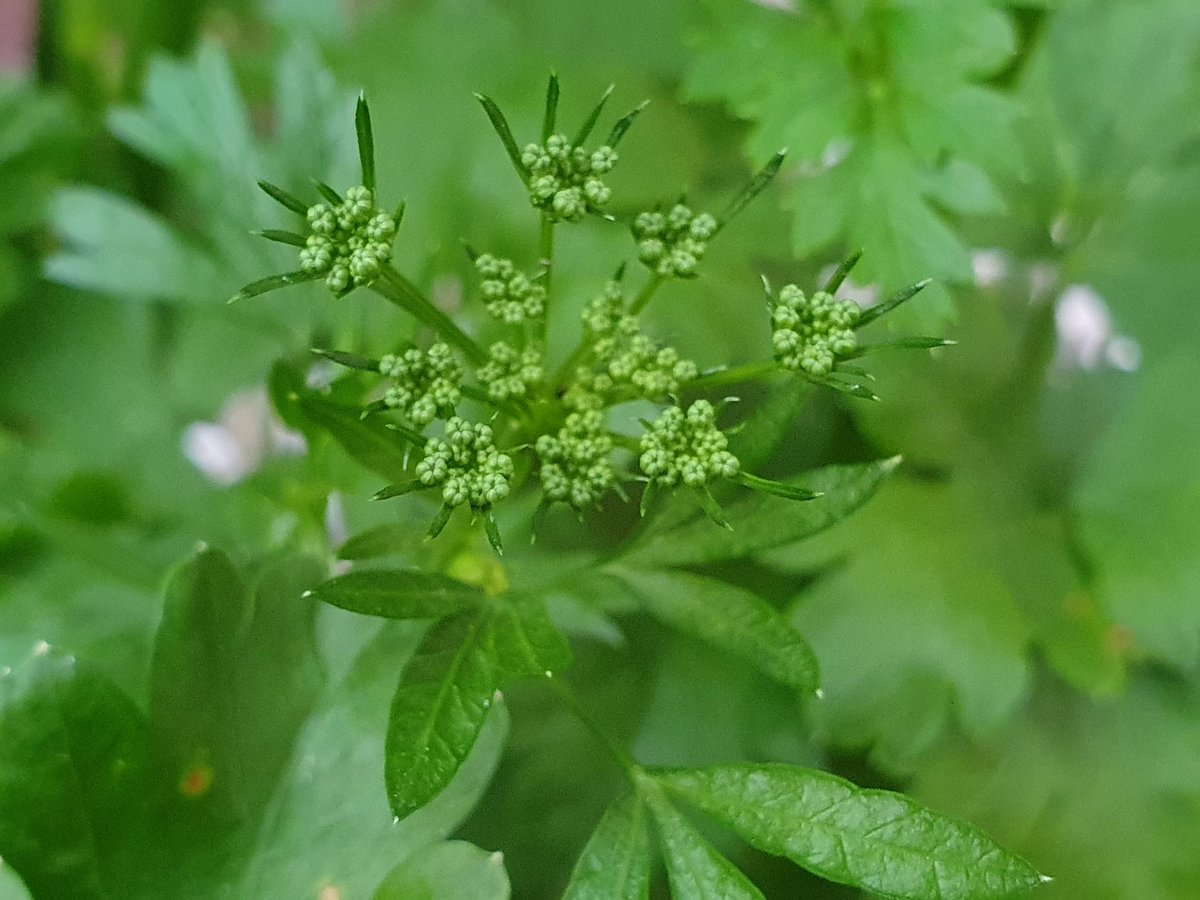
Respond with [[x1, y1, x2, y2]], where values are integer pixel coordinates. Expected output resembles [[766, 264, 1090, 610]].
[[475, 254, 546, 323], [299, 186, 397, 292], [416, 418, 514, 510], [522, 136, 617, 223], [535, 409, 616, 510], [771, 285, 861, 377], [478, 341, 543, 402], [379, 343, 463, 425], [632, 204, 718, 279], [639, 400, 740, 488]]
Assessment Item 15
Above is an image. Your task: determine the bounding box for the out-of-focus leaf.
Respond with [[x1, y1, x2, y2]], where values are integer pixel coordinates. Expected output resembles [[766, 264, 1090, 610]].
[[655, 764, 1045, 899], [614, 569, 819, 697], [775, 478, 1031, 770], [562, 794, 651, 900], [0, 648, 152, 900], [913, 676, 1200, 900], [644, 788, 764, 900], [373, 840, 510, 900], [627, 458, 898, 567]]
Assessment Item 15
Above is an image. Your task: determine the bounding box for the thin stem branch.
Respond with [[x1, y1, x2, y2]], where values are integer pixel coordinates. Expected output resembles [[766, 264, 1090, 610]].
[[628, 272, 665, 316], [544, 674, 641, 782], [373, 265, 486, 363], [537, 213, 555, 350], [687, 361, 778, 392]]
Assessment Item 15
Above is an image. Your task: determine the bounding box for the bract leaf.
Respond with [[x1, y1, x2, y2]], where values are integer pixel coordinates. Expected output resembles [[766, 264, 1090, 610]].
[[356, 93, 376, 192], [654, 764, 1046, 900], [474, 93, 527, 180]]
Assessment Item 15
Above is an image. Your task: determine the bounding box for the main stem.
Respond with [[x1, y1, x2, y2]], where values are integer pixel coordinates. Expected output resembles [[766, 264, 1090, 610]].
[[535, 212, 555, 346], [373, 265, 486, 363]]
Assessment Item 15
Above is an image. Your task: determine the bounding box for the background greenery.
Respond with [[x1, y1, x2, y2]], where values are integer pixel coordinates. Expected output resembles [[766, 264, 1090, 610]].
[[1, 0, 1198, 897]]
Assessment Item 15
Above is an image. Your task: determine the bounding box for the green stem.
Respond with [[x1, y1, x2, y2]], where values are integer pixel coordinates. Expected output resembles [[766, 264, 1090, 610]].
[[535, 213, 555, 346], [544, 674, 641, 782], [687, 361, 778, 392], [628, 272, 665, 316], [373, 265, 486, 363]]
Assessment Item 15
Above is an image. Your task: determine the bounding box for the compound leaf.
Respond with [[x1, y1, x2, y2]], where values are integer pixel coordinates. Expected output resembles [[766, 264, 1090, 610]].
[[562, 794, 651, 900], [645, 789, 764, 900]]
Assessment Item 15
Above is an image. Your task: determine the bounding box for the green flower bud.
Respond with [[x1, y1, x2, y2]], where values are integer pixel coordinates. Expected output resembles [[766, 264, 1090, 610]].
[[639, 400, 739, 488], [770, 284, 861, 377]]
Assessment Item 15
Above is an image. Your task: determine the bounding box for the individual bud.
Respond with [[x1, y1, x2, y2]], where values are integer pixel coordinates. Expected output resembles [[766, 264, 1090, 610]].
[[552, 187, 586, 222], [590, 146, 618, 174], [667, 203, 693, 231]]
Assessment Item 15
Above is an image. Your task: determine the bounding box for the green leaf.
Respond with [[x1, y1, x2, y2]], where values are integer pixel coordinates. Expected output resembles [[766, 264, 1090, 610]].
[[296, 391, 413, 483], [606, 101, 649, 148], [150, 548, 325, 817], [489, 595, 574, 680], [562, 794, 651, 900], [856, 278, 934, 329], [255, 228, 307, 247], [655, 764, 1045, 899], [257, 179, 309, 215], [356, 93, 376, 192], [724, 378, 813, 474], [613, 569, 819, 697], [734, 471, 822, 502], [542, 73, 560, 143], [628, 458, 899, 566], [229, 269, 323, 303], [310, 569, 484, 620], [386, 610, 500, 819], [717, 150, 786, 232], [338, 524, 426, 561], [46, 187, 223, 303], [573, 83, 615, 147], [374, 840, 510, 900], [0, 649, 151, 900], [644, 788, 765, 900]]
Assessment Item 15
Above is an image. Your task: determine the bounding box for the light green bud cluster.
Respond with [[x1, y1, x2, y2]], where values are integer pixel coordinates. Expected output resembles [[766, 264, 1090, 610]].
[[570, 281, 698, 404], [478, 341, 544, 402], [415, 417, 514, 508], [535, 409, 615, 509], [475, 254, 546, 323], [299, 186, 397, 292], [639, 400, 739, 488], [379, 343, 463, 425], [631, 205, 718, 279], [520, 134, 618, 223], [771, 285, 860, 377]]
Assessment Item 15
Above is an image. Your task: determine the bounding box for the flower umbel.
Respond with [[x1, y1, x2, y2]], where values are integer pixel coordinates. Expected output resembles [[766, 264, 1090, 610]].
[[379, 343, 463, 425], [299, 185, 397, 293], [639, 400, 739, 488], [771, 285, 861, 377], [631, 204, 718, 279]]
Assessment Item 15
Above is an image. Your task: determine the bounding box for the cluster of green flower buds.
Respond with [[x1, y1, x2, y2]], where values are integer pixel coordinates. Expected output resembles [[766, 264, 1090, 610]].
[[521, 135, 618, 223], [770, 285, 861, 377], [639, 400, 739, 488], [379, 343, 463, 425], [535, 409, 616, 509], [416, 418, 514, 509], [475, 254, 546, 324], [298, 186, 397, 292], [477, 341, 544, 402], [631, 205, 718, 279], [570, 281, 698, 404]]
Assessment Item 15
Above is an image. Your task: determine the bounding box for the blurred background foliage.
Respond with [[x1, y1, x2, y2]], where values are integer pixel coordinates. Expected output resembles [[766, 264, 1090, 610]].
[[1, 0, 1198, 897]]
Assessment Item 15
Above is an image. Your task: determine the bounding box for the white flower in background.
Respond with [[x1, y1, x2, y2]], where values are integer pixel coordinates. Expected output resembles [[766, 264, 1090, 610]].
[[183, 387, 306, 485], [1054, 284, 1141, 372]]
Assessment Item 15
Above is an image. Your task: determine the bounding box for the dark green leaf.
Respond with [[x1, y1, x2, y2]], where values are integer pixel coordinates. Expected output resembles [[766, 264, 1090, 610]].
[[628, 458, 899, 566], [373, 479, 429, 501], [474, 93, 526, 180], [841, 336, 956, 359], [489, 595, 573, 680], [734, 471, 822, 502], [310, 569, 483, 620], [542, 73, 560, 143], [724, 377, 813, 474], [257, 179, 309, 215], [0, 649, 152, 900], [573, 83, 615, 147], [606, 101, 649, 148], [644, 788, 765, 900], [228, 269, 323, 303], [297, 393, 412, 482], [655, 764, 1046, 899], [386, 610, 499, 819], [717, 150, 786, 232], [315, 181, 343, 205], [823, 249, 864, 293], [856, 279, 934, 329], [356, 93, 376, 192], [313, 347, 381, 371], [614, 569, 819, 696], [563, 794, 651, 900], [255, 229, 307, 247]]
